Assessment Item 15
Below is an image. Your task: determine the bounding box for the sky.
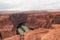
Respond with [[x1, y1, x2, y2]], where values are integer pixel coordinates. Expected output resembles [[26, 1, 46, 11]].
[[0, 0, 60, 11]]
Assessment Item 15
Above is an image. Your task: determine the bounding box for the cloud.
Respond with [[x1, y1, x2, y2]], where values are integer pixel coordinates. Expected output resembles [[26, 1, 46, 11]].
[[0, 0, 60, 11]]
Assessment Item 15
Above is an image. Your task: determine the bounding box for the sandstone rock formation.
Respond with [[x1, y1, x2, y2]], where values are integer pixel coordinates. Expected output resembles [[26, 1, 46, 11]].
[[0, 11, 60, 40], [41, 29, 60, 40], [3, 35, 20, 40], [24, 28, 49, 40], [0, 15, 17, 40]]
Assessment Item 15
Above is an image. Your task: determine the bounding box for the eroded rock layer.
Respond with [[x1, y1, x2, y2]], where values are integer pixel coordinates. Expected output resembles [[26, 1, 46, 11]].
[[0, 11, 60, 40]]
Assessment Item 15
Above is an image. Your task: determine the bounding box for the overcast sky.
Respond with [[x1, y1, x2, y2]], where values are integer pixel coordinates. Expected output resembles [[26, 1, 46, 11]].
[[0, 0, 60, 11]]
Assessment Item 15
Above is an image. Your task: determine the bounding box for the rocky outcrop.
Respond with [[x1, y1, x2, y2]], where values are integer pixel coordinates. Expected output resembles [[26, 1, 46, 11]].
[[41, 29, 60, 40], [0, 11, 60, 40], [3, 35, 20, 40], [0, 15, 17, 40], [24, 28, 49, 40]]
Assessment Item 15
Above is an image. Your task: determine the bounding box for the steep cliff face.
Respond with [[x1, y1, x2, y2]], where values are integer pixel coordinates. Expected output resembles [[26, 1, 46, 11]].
[[10, 13, 28, 27], [27, 13, 54, 28], [0, 15, 17, 40], [0, 11, 60, 40]]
